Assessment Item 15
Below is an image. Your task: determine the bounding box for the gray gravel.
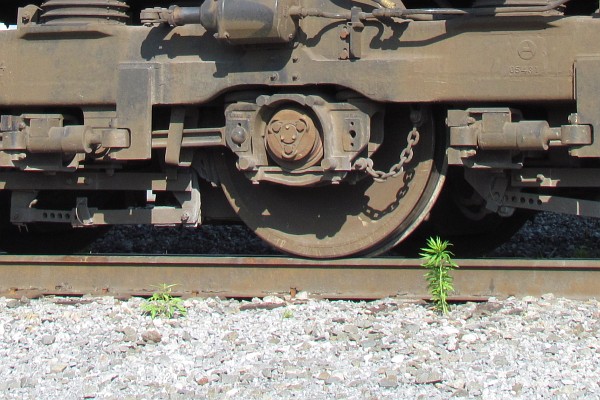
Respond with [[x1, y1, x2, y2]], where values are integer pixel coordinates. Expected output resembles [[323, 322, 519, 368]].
[[3, 212, 600, 398], [88, 224, 275, 256], [87, 212, 600, 258], [488, 212, 600, 258], [0, 294, 599, 399]]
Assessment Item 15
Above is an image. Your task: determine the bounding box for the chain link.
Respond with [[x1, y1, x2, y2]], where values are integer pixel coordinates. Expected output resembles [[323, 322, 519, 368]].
[[353, 126, 420, 182]]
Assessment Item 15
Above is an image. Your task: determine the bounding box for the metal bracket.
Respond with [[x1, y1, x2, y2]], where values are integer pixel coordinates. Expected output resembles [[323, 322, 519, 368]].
[[112, 64, 155, 160], [8, 173, 201, 228], [72, 174, 200, 227], [349, 7, 364, 59], [165, 107, 186, 165], [464, 169, 514, 216], [512, 168, 600, 188], [465, 167, 600, 219], [502, 190, 600, 218], [572, 57, 600, 157], [74, 197, 94, 226], [224, 102, 262, 171], [17, 5, 40, 28]]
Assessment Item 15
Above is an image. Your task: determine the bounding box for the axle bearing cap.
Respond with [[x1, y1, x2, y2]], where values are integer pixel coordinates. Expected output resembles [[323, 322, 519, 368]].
[[265, 107, 323, 171]]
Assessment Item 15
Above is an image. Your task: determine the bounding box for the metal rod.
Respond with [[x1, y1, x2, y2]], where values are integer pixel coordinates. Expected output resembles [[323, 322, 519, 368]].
[[291, 0, 571, 21]]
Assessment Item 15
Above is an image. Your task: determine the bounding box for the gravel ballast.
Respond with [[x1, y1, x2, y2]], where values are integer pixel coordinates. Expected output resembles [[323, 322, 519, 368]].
[[1, 295, 599, 399], [87, 212, 600, 258]]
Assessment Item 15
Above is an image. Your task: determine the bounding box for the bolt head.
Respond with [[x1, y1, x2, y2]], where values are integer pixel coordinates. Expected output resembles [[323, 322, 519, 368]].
[[295, 121, 306, 133], [321, 158, 338, 170], [238, 157, 256, 171], [230, 126, 247, 145], [270, 121, 282, 134]]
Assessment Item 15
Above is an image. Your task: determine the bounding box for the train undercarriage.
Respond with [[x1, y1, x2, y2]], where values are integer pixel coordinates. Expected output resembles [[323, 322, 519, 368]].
[[0, 0, 599, 257]]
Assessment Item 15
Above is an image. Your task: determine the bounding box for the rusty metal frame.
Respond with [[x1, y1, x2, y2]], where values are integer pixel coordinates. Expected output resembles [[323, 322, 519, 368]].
[[512, 168, 600, 187], [0, 171, 194, 191], [0, 256, 598, 300]]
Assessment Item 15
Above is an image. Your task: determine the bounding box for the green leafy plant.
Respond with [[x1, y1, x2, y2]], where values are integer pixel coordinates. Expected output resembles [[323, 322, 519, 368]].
[[281, 308, 294, 319], [420, 237, 459, 314], [573, 246, 592, 258], [141, 284, 187, 319]]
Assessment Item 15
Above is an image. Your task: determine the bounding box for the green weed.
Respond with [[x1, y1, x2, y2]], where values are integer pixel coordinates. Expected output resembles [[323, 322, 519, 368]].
[[420, 237, 459, 314], [141, 283, 187, 319], [573, 246, 592, 258]]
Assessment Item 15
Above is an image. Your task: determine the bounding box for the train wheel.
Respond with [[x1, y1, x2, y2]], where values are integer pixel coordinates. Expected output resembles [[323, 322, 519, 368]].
[[218, 107, 445, 258]]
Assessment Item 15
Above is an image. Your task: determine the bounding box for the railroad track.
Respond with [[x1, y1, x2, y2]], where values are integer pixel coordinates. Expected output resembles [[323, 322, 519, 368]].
[[0, 255, 599, 300]]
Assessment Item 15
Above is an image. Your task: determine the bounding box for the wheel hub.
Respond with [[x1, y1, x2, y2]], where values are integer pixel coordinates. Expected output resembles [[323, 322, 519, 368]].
[[265, 108, 323, 171]]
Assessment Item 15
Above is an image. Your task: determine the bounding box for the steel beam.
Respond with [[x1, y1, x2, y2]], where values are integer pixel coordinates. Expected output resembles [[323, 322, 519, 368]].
[[0, 255, 598, 300]]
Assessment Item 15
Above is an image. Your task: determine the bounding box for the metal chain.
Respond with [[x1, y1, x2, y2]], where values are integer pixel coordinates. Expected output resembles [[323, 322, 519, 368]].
[[353, 126, 420, 182]]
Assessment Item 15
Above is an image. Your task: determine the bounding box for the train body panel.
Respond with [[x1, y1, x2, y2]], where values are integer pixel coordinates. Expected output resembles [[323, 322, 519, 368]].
[[0, 14, 596, 107]]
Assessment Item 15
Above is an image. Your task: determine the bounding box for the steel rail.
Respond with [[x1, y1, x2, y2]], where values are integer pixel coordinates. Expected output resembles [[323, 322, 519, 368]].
[[0, 255, 599, 300]]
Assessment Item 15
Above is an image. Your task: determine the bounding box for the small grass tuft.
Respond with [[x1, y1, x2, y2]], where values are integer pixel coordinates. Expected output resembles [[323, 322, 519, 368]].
[[420, 236, 459, 314], [141, 283, 187, 319], [573, 246, 592, 258]]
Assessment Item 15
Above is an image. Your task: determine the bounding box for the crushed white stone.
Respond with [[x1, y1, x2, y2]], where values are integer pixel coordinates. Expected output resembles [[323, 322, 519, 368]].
[[0, 295, 599, 399]]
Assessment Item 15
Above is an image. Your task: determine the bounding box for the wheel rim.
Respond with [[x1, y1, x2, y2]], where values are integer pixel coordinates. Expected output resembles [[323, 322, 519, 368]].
[[218, 108, 445, 258]]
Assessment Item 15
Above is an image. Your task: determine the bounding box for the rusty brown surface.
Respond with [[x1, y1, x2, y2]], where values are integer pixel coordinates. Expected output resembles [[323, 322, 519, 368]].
[[0, 11, 589, 106], [0, 1, 599, 260], [0, 255, 598, 300]]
